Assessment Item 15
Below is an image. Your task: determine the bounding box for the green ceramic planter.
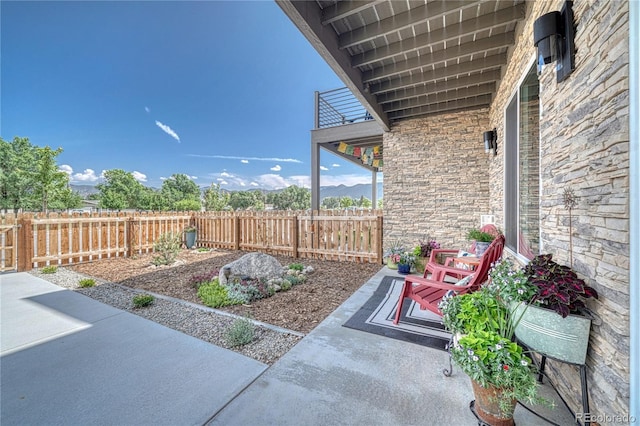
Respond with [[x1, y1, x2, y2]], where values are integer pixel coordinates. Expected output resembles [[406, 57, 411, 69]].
[[512, 302, 591, 365]]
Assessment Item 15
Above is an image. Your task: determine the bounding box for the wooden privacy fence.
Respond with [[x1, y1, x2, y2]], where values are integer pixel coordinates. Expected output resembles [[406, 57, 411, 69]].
[[1, 210, 383, 271]]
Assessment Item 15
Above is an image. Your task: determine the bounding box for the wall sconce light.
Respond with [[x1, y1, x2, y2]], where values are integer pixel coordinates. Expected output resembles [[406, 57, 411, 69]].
[[484, 128, 497, 156], [533, 1, 575, 83]]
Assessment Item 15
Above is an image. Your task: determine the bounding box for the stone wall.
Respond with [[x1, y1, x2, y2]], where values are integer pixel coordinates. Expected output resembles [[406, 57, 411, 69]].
[[382, 108, 491, 251], [487, 0, 630, 421]]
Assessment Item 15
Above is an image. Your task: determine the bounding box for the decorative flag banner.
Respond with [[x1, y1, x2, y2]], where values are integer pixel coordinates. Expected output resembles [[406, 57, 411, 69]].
[[373, 146, 380, 155], [346, 145, 355, 155], [353, 147, 361, 157], [362, 152, 369, 164], [338, 142, 348, 153]]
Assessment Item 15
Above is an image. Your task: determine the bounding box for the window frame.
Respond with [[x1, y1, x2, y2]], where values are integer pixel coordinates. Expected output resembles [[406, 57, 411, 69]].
[[503, 59, 542, 262]]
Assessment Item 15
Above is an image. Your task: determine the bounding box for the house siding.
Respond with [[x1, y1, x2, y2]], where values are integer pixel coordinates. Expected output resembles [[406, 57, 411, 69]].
[[382, 0, 630, 422], [382, 108, 491, 250], [487, 0, 630, 421]]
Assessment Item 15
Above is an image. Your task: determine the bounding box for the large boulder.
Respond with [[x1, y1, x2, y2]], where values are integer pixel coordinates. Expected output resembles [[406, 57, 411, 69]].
[[218, 252, 283, 285]]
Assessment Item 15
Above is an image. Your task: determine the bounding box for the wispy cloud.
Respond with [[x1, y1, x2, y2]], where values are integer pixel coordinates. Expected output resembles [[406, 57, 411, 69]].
[[250, 182, 259, 186], [320, 166, 329, 171], [155, 120, 181, 143], [187, 154, 302, 163], [270, 165, 282, 172], [145, 106, 150, 114], [332, 164, 340, 167], [241, 159, 249, 164]]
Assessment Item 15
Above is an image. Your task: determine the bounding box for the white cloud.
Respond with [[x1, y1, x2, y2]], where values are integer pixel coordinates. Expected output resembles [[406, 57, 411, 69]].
[[270, 165, 282, 172], [320, 174, 370, 187], [155, 120, 181, 143], [186, 154, 302, 163], [332, 164, 340, 168], [132, 171, 147, 182], [320, 166, 329, 171], [145, 106, 150, 114], [217, 178, 224, 182], [60, 165, 101, 182], [250, 182, 259, 187], [191, 175, 198, 180], [219, 180, 228, 185], [239, 182, 246, 186], [241, 159, 249, 164], [220, 172, 232, 177], [160, 176, 167, 181]]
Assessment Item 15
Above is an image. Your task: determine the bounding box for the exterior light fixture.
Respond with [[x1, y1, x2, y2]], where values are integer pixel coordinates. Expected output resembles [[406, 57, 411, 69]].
[[484, 128, 497, 156], [533, 1, 575, 82]]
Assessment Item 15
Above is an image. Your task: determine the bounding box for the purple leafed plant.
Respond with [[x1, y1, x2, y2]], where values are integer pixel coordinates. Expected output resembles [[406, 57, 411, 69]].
[[523, 254, 598, 318]]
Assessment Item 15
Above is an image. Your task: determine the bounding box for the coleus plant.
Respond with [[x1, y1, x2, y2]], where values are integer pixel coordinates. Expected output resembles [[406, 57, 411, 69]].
[[523, 254, 599, 318]]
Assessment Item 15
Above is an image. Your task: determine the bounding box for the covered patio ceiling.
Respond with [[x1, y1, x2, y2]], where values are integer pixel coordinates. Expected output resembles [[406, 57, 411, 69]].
[[277, 0, 527, 132]]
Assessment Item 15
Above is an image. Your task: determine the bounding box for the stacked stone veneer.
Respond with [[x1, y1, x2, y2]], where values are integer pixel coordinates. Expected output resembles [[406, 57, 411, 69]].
[[382, 0, 630, 422], [382, 108, 491, 250]]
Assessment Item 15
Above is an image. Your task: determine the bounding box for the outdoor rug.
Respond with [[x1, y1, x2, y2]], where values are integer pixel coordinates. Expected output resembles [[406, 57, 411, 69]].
[[342, 276, 451, 351]]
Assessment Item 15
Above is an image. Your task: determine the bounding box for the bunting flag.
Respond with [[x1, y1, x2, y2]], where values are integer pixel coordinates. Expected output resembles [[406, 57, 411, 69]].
[[337, 143, 382, 168]]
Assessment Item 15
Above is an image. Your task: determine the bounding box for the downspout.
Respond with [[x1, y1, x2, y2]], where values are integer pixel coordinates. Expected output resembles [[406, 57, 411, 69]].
[[629, 0, 638, 420]]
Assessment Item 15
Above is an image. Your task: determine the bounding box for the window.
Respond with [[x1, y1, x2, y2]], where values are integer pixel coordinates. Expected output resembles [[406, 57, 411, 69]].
[[505, 63, 540, 259]]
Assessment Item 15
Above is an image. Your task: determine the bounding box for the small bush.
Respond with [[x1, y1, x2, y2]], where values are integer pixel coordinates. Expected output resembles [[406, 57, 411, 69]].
[[225, 317, 255, 347], [78, 278, 96, 288], [152, 232, 182, 266], [196, 247, 210, 253], [41, 265, 58, 274], [280, 280, 292, 291], [288, 263, 304, 271], [188, 269, 219, 289], [133, 294, 155, 308], [286, 275, 305, 286], [197, 280, 235, 308], [225, 277, 271, 304]]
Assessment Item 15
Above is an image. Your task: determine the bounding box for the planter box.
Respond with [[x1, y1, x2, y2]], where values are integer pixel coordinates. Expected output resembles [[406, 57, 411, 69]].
[[512, 302, 591, 365]]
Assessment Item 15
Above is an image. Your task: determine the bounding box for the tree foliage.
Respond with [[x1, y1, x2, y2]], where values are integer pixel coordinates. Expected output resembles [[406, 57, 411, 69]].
[[229, 190, 264, 211], [161, 174, 201, 211], [269, 185, 310, 210], [96, 169, 146, 210], [203, 183, 230, 211], [0, 136, 81, 211]]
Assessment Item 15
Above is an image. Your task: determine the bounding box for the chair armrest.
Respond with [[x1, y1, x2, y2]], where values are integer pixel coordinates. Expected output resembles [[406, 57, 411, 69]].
[[404, 274, 468, 292]]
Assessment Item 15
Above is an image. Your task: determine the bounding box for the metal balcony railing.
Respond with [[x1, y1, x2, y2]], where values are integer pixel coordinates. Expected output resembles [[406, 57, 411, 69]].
[[315, 87, 373, 129]]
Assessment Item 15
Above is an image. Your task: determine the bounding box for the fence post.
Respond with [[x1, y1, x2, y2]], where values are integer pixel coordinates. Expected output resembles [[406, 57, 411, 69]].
[[291, 215, 299, 258], [376, 214, 384, 264], [17, 217, 33, 272], [126, 217, 135, 258], [233, 215, 240, 251]]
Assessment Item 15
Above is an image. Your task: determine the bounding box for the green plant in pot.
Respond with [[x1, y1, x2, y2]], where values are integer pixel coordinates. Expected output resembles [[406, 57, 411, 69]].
[[467, 228, 495, 256], [396, 251, 416, 274], [439, 259, 551, 425], [513, 254, 599, 364]]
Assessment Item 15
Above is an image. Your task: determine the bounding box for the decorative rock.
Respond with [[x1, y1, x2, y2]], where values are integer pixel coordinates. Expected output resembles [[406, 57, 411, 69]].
[[218, 252, 283, 285]]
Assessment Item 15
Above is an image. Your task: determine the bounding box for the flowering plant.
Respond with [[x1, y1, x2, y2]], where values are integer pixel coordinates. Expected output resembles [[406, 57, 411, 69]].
[[439, 259, 552, 415], [414, 238, 441, 258], [384, 239, 405, 263], [398, 251, 416, 266]]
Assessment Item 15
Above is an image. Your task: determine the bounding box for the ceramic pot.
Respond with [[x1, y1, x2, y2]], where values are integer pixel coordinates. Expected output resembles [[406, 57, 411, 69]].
[[471, 380, 516, 426], [397, 263, 411, 274], [185, 231, 196, 249], [386, 259, 398, 270], [475, 241, 491, 256]]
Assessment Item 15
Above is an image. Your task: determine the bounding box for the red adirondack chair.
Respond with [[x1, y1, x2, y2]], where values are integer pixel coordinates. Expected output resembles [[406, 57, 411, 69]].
[[425, 224, 501, 281], [393, 235, 505, 323]]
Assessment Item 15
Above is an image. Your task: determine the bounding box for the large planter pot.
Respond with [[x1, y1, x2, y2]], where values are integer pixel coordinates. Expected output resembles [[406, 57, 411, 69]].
[[185, 231, 197, 249], [386, 259, 398, 270], [470, 380, 516, 426], [512, 302, 591, 364]]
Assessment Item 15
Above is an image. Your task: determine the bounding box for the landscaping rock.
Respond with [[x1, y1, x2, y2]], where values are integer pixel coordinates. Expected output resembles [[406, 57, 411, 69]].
[[219, 252, 283, 285]]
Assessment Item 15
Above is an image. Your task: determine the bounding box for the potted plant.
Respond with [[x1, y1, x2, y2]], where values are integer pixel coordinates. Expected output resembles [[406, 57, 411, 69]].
[[384, 240, 405, 270], [184, 226, 197, 249], [439, 259, 551, 425], [413, 238, 441, 273], [467, 228, 495, 256], [512, 254, 599, 364], [397, 251, 416, 274]]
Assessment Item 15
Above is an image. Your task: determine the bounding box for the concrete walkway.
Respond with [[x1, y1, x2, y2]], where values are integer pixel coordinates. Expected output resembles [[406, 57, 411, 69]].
[[1, 269, 575, 425]]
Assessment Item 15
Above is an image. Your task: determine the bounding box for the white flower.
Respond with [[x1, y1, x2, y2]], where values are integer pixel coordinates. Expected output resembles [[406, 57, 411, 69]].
[[473, 355, 479, 362], [521, 360, 529, 366], [495, 344, 503, 350]]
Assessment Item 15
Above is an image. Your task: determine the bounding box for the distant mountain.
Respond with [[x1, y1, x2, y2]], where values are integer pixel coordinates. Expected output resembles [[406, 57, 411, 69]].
[[320, 183, 383, 200], [71, 183, 383, 200]]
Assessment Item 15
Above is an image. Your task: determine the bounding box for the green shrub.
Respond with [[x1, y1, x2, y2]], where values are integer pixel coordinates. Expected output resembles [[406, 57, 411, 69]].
[[78, 278, 96, 288], [286, 275, 305, 286], [280, 280, 292, 291], [225, 317, 255, 347], [289, 263, 304, 271], [133, 294, 155, 308], [41, 265, 58, 274], [197, 280, 235, 308], [152, 232, 182, 266]]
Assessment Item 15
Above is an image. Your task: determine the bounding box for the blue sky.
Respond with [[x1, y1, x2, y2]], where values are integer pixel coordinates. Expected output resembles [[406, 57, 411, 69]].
[[1, 1, 376, 190]]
